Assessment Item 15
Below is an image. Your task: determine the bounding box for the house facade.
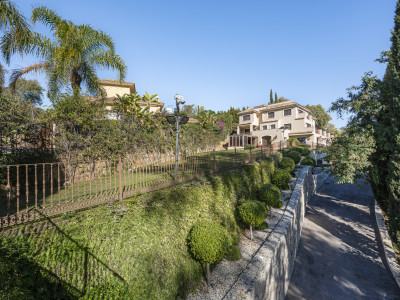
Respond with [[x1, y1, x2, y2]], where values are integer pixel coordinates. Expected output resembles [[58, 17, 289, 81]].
[[87, 79, 165, 119], [229, 101, 333, 149]]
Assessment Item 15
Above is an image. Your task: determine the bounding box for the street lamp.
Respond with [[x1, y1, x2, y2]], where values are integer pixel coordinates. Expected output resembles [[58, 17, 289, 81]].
[[166, 94, 189, 181], [279, 126, 286, 151]]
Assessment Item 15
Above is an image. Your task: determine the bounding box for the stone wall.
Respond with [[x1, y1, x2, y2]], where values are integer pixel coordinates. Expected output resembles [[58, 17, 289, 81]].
[[223, 166, 328, 300]]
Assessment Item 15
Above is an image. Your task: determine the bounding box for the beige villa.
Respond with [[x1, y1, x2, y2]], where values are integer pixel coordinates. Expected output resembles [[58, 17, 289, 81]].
[[229, 101, 333, 149], [88, 79, 165, 119]]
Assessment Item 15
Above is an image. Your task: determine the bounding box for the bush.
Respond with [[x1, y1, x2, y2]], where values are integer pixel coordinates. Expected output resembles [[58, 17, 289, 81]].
[[245, 144, 255, 150], [291, 146, 310, 156], [301, 157, 316, 167], [271, 152, 283, 165], [224, 245, 242, 261], [287, 151, 301, 164], [238, 201, 268, 240], [188, 220, 228, 265], [279, 157, 295, 171], [258, 184, 282, 208], [271, 169, 291, 190]]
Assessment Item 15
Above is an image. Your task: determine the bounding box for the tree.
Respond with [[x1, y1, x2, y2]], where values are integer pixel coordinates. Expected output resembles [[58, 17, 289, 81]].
[[5, 78, 43, 105], [9, 6, 126, 97], [0, 0, 31, 94], [274, 92, 278, 103], [378, 0, 400, 239], [269, 89, 273, 104], [306, 104, 332, 129], [276, 97, 289, 103]]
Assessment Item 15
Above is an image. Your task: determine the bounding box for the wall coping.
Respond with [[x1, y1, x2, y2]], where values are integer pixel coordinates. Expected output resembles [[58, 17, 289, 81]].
[[374, 201, 400, 288]]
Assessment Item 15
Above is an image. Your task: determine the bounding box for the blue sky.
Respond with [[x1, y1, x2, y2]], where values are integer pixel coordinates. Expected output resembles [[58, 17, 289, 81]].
[[9, 0, 396, 128]]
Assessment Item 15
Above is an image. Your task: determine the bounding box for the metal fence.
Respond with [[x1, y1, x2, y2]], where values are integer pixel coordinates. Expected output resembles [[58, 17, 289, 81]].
[[0, 147, 276, 229]]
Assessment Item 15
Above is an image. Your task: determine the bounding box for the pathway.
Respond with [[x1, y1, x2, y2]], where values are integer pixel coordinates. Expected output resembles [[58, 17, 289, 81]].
[[286, 179, 400, 300]]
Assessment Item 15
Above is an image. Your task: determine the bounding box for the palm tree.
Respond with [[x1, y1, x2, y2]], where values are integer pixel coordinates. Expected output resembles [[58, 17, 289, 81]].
[[0, 0, 31, 94], [8, 6, 127, 97]]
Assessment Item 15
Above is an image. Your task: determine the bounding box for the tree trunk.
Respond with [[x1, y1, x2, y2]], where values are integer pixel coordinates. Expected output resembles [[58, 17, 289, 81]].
[[70, 70, 82, 96], [250, 225, 253, 241], [206, 262, 211, 285]]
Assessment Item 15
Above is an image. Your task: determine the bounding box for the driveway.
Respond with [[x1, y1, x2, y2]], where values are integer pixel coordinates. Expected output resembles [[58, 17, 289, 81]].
[[286, 179, 400, 300]]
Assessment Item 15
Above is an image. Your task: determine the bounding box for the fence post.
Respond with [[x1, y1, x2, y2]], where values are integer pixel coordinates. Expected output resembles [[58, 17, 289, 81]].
[[119, 156, 123, 201], [235, 146, 237, 163], [213, 148, 216, 170], [260, 145, 263, 159], [182, 152, 185, 177]]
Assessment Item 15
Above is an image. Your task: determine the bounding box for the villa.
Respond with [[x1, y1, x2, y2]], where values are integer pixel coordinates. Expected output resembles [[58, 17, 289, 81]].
[[87, 79, 165, 119], [228, 101, 333, 149]]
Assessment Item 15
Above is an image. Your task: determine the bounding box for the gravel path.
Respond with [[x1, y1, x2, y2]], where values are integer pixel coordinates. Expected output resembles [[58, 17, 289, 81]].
[[286, 179, 400, 300]]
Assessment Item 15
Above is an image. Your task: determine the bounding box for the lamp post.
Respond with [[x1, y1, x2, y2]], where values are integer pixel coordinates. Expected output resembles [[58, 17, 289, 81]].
[[280, 126, 286, 151], [166, 94, 189, 181]]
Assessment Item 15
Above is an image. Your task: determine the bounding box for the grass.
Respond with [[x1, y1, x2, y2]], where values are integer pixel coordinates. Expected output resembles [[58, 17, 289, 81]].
[[0, 158, 276, 299]]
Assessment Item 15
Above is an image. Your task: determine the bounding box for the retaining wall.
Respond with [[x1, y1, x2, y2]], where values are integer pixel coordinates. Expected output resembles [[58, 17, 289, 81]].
[[224, 166, 329, 300]]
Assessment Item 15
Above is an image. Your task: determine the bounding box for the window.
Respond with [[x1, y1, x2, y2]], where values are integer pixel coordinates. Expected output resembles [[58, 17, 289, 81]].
[[307, 123, 312, 128], [244, 129, 250, 134], [263, 125, 268, 130], [284, 109, 292, 116], [298, 109, 304, 114], [268, 112, 275, 118], [271, 124, 276, 129], [283, 123, 292, 130], [243, 115, 250, 121]]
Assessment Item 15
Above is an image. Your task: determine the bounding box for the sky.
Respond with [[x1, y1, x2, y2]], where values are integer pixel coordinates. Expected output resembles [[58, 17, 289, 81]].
[[8, 0, 397, 128]]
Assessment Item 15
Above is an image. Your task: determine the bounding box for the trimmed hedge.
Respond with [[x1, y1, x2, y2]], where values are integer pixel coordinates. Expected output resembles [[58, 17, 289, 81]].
[[271, 169, 291, 190], [279, 157, 295, 171], [258, 184, 282, 208], [188, 220, 228, 264], [287, 151, 301, 164], [302, 157, 316, 167], [238, 201, 268, 228], [291, 146, 310, 156]]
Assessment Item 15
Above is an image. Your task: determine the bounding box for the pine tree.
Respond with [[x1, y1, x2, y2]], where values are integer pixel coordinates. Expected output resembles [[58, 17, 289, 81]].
[[269, 89, 273, 104], [274, 92, 278, 103]]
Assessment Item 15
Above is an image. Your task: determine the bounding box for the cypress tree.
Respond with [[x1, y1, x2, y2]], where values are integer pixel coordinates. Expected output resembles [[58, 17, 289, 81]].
[[274, 92, 278, 103], [377, 0, 400, 238], [269, 89, 273, 104]]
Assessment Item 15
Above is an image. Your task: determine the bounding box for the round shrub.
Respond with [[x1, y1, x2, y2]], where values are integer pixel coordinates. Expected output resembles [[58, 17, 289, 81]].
[[238, 201, 268, 228], [258, 184, 282, 208], [271, 169, 291, 190], [238, 200, 268, 240], [301, 157, 316, 167], [287, 151, 301, 164], [291, 146, 310, 156], [279, 157, 295, 171], [224, 245, 242, 261], [271, 152, 283, 165], [188, 220, 228, 264]]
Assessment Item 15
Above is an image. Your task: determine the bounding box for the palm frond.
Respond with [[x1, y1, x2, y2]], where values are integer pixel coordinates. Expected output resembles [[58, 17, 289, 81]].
[[0, 0, 29, 31], [79, 24, 115, 53], [31, 6, 62, 31], [9, 62, 49, 90], [87, 49, 127, 81]]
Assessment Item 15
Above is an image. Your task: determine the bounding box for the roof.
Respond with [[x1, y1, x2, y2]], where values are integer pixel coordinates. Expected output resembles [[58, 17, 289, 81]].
[[238, 108, 257, 115], [98, 79, 136, 94], [237, 101, 312, 116], [260, 101, 311, 113]]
